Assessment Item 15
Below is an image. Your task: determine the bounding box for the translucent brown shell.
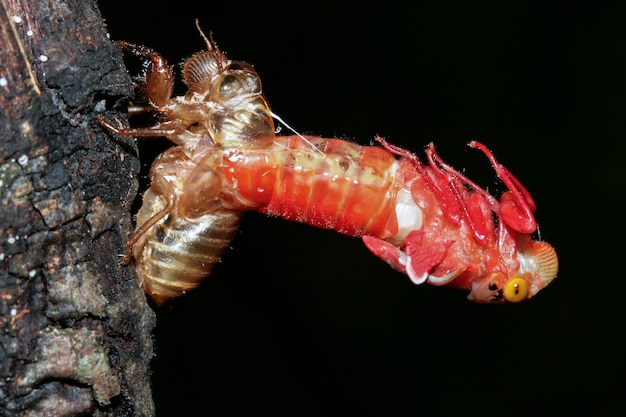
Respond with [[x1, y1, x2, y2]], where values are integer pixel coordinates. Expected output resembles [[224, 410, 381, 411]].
[[182, 50, 229, 93]]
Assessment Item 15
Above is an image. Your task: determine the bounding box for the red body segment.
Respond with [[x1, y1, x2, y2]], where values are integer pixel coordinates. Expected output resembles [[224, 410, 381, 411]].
[[220, 135, 403, 239]]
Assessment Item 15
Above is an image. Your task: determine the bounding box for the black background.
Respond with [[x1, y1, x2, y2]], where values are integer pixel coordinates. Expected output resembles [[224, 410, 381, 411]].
[[99, 2, 625, 416]]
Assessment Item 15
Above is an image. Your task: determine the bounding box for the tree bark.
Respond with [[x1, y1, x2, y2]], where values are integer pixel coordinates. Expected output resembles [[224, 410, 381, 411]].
[[0, 0, 156, 415]]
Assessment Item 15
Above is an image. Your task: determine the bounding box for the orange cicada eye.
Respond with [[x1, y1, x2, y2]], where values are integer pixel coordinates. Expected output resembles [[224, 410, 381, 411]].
[[503, 277, 529, 303]]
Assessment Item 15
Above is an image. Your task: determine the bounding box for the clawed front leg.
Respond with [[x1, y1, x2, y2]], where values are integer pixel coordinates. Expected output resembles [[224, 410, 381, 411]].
[[96, 40, 182, 142], [117, 40, 174, 108]]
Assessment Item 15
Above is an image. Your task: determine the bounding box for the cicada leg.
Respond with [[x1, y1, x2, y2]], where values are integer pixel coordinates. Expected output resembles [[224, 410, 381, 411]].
[[117, 40, 174, 108], [121, 172, 176, 265], [467, 141, 536, 234], [98, 116, 188, 139]]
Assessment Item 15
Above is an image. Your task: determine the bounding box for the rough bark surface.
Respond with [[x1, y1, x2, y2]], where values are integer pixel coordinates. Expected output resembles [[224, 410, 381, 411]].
[[0, 0, 156, 415]]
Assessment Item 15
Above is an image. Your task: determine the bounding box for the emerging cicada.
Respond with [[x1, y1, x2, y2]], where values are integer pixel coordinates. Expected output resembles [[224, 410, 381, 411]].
[[100, 23, 558, 306]]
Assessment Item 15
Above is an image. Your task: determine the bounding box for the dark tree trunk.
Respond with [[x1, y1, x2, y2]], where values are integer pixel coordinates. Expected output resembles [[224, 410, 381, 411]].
[[0, 0, 156, 415]]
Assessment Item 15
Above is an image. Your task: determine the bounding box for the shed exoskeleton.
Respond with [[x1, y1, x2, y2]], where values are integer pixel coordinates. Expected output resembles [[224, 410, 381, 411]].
[[100, 23, 275, 305]]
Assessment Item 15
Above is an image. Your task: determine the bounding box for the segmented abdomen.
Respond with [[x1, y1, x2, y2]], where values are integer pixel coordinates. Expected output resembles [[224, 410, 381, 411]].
[[221, 135, 412, 239], [134, 189, 242, 306]]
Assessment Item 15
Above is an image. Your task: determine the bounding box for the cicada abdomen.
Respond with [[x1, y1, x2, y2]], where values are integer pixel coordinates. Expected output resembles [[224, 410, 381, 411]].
[[124, 146, 242, 305], [218, 135, 408, 238]]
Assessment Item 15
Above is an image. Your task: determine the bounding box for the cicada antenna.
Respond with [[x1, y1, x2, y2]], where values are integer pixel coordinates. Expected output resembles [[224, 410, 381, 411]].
[[195, 19, 214, 51]]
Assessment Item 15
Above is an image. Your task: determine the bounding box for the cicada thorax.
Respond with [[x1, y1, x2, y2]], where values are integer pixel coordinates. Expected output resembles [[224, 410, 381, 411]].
[[206, 61, 275, 148], [175, 47, 276, 149]]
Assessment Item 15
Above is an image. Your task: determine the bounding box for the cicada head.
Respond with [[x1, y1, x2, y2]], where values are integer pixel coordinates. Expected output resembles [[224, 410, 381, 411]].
[[182, 49, 230, 94], [181, 21, 230, 94], [468, 235, 558, 303], [511, 236, 559, 300]]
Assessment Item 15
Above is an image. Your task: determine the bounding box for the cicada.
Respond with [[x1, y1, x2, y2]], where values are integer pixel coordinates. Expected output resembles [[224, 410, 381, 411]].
[[100, 23, 558, 306]]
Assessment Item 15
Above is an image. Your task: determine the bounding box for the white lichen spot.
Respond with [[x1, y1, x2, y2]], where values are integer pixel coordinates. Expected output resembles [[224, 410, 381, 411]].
[[27, 30, 33, 37], [17, 154, 29, 167], [28, 269, 37, 278], [0, 77, 7, 87], [94, 99, 107, 112], [21, 121, 32, 135], [39, 54, 48, 62], [12, 16, 22, 24]]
